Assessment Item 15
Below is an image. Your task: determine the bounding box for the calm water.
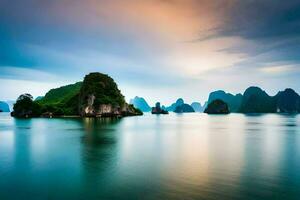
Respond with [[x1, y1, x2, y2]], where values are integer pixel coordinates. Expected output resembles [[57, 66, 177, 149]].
[[0, 113, 300, 200]]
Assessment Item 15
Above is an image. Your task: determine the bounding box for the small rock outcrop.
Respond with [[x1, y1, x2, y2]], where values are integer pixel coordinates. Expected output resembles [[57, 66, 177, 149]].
[[204, 99, 229, 114], [152, 102, 168, 114]]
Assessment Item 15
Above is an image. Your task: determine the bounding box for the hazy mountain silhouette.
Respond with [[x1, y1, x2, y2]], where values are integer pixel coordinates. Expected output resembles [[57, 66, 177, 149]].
[[191, 102, 204, 112], [274, 88, 300, 113], [174, 104, 195, 113], [129, 96, 151, 112], [206, 87, 300, 113], [239, 87, 276, 113], [165, 98, 195, 113], [0, 101, 10, 112], [207, 90, 242, 112], [165, 98, 184, 111]]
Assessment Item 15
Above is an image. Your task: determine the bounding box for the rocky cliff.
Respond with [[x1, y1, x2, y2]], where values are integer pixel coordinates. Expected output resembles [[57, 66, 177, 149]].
[[79, 73, 141, 117]]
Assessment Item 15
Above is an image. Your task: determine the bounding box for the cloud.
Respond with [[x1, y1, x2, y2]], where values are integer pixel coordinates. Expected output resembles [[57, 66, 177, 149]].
[[0, 0, 299, 102], [205, 0, 300, 68], [0, 66, 64, 82], [260, 64, 300, 75], [0, 78, 64, 101]]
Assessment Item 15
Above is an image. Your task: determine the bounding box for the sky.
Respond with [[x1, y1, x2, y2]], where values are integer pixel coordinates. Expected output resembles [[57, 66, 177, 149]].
[[1, 0, 300, 106]]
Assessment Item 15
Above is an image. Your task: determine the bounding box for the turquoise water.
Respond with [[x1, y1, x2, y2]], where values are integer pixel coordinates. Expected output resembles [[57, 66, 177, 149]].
[[0, 113, 300, 200]]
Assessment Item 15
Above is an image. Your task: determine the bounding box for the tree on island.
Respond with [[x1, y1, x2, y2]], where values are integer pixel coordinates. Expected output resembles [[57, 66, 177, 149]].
[[11, 94, 42, 118]]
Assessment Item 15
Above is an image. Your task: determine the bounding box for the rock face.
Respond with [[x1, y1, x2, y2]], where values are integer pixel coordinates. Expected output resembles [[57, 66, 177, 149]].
[[0, 101, 10, 112], [152, 102, 168, 114], [274, 88, 300, 113], [174, 104, 195, 113], [79, 73, 142, 117], [191, 102, 204, 112], [129, 96, 151, 112], [207, 90, 242, 112], [204, 99, 229, 114], [239, 87, 276, 113]]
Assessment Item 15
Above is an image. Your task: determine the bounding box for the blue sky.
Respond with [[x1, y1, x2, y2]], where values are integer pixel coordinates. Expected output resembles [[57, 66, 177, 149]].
[[1, 0, 300, 105]]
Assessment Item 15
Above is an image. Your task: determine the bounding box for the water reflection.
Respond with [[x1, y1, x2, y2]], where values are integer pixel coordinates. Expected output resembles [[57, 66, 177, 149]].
[[0, 113, 300, 199]]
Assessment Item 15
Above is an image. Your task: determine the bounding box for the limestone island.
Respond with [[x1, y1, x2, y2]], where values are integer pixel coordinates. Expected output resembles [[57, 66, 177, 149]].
[[204, 99, 230, 114], [11, 72, 143, 118], [151, 102, 169, 114]]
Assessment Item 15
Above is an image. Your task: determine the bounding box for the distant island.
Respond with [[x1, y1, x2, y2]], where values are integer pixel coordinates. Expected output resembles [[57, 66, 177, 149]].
[[163, 98, 205, 113], [130, 97, 204, 114], [11, 72, 142, 118], [0, 101, 10, 112], [206, 86, 300, 114], [207, 90, 242, 112], [152, 102, 168, 114], [129, 96, 151, 112], [191, 102, 205, 112], [9, 78, 300, 117], [174, 101, 195, 113], [204, 99, 229, 114]]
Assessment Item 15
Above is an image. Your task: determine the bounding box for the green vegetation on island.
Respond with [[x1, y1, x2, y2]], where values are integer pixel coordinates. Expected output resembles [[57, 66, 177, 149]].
[[10, 79, 300, 117], [11, 72, 142, 118]]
